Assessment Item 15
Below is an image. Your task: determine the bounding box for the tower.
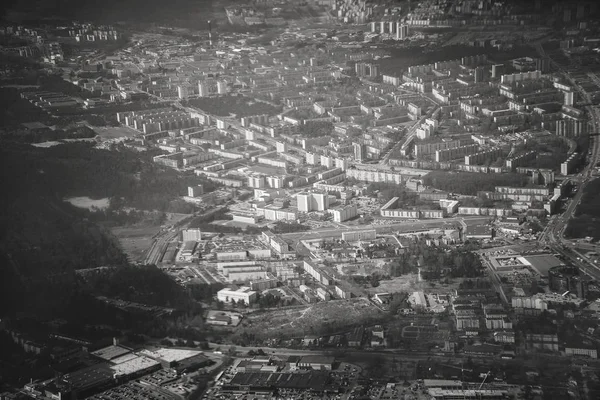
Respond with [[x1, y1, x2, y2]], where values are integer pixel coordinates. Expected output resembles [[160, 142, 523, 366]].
[[208, 20, 213, 47]]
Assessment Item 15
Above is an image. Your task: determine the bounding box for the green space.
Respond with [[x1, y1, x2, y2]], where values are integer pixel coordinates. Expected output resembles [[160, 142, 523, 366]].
[[183, 94, 282, 117], [423, 170, 530, 195], [516, 136, 571, 172], [0, 140, 228, 367], [565, 178, 600, 240], [296, 121, 335, 138]]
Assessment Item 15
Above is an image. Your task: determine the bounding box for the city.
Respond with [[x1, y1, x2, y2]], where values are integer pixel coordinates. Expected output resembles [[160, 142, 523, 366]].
[[1, 1, 600, 400]]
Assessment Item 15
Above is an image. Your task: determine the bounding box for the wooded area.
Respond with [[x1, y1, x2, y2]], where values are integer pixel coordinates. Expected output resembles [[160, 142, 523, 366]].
[[565, 178, 600, 240], [423, 171, 530, 195]]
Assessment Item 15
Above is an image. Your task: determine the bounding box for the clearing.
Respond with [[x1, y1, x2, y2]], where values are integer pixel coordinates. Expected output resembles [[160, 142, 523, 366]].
[[366, 273, 463, 295], [65, 196, 110, 210], [91, 125, 139, 139], [239, 298, 382, 339], [111, 213, 190, 262], [111, 225, 161, 262]]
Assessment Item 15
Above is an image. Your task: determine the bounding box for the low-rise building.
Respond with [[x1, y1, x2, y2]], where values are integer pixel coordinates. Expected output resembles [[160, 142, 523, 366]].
[[217, 287, 257, 305]]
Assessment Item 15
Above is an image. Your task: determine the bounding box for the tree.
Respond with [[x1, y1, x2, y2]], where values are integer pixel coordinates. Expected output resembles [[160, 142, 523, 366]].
[[186, 339, 196, 348]]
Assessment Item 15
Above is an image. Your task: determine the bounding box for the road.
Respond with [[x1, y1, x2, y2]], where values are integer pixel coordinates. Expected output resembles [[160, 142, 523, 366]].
[[477, 251, 508, 304], [281, 220, 460, 241], [143, 206, 227, 265], [280, 216, 490, 241], [536, 44, 600, 278]]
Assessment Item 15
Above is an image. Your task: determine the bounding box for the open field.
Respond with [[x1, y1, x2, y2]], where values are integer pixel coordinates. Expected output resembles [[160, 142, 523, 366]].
[[112, 213, 190, 262], [65, 196, 110, 210], [91, 125, 139, 139], [111, 225, 161, 262], [336, 260, 387, 276], [238, 298, 382, 339], [366, 273, 463, 295]]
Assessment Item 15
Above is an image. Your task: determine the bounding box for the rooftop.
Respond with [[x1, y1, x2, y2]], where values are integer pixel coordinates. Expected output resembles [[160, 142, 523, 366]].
[[91, 345, 131, 361], [139, 347, 203, 363], [523, 254, 563, 277], [109, 353, 160, 377]]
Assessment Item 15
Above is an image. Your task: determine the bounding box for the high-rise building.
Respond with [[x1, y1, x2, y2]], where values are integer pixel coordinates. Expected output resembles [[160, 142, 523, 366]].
[[276, 141, 288, 153], [312, 192, 329, 211], [491, 64, 505, 79], [396, 23, 409, 40], [564, 90, 575, 106], [320, 155, 334, 168], [296, 191, 329, 212], [353, 142, 366, 162], [535, 58, 550, 74], [355, 62, 367, 76], [248, 174, 266, 188], [297, 192, 312, 212], [216, 80, 228, 94], [178, 85, 191, 99], [188, 185, 204, 197], [335, 157, 349, 171], [370, 63, 379, 78], [198, 81, 215, 97], [474, 67, 485, 83]]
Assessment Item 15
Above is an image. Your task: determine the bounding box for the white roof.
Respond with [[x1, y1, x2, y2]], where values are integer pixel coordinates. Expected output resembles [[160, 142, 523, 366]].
[[139, 347, 202, 363], [110, 354, 160, 376]]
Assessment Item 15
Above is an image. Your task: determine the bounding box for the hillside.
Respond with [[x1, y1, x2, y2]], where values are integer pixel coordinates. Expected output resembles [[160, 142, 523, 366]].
[[0, 142, 200, 318]]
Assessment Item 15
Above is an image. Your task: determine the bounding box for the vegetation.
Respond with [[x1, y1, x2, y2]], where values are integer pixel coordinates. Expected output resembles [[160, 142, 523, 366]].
[[385, 238, 484, 280], [271, 221, 310, 234], [517, 137, 570, 172], [1, 125, 97, 143], [365, 182, 419, 204], [184, 94, 282, 117], [423, 171, 530, 195], [565, 178, 600, 240], [0, 141, 219, 321], [82, 265, 192, 308], [296, 121, 335, 138]]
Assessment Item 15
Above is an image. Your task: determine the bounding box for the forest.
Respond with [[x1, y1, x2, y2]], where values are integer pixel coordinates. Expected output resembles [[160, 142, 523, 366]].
[[1, 125, 97, 143], [422, 170, 531, 195], [565, 178, 600, 240], [296, 121, 335, 138], [366, 182, 420, 204], [516, 136, 571, 172], [387, 246, 484, 280], [0, 141, 218, 320]]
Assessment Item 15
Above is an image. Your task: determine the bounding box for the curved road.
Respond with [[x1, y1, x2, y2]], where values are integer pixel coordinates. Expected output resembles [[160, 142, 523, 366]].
[[537, 45, 600, 278]]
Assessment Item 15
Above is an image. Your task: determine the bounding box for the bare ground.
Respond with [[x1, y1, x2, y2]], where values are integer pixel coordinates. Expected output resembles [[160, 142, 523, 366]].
[[366, 273, 463, 295], [239, 298, 382, 339]]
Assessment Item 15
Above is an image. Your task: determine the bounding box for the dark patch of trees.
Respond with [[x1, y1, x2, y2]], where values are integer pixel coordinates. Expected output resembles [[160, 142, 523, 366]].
[[296, 121, 335, 138], [1, 125, 97, 144], [82, 265, 192, 308], [423, 171, 530, 195], [270, 221, 310, 234], [565, 178, 600, 240]]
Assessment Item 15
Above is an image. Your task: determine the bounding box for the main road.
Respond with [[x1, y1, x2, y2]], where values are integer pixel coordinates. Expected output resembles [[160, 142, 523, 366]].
[[536, 44, 600, 278], [280, 216, 491, 241]]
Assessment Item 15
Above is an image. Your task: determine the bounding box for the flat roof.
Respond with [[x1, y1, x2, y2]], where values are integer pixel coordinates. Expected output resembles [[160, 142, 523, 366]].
[[229, 371, 329, 391], [299, 355, 334, 364], [63, 363, 113, 390], [139, 347, 203, 363], [423, 379, 463, 388], [110, 354, 160, 376], [91, 345, 131, 361], [523, 254, 563, 277]]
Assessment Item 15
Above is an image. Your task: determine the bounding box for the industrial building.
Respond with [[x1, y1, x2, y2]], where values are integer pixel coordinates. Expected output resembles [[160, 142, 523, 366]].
[[217, 287, 258, 305]]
